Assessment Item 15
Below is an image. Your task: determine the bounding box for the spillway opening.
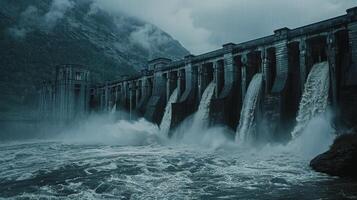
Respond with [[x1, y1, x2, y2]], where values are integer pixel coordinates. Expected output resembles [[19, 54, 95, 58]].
[[307, 36, 328, 73], [234, 55, 244, 126], [124, 83, 130, 111], [335, 30, 349, 100], [89, 88, 99, 112], [246, 51, 262, 87], [129, 82, 137, 112], [215, 60, 225, 97], [74, 84, 82, 117], [115, 85, 122, 109], [166, 71, 178, 102], [147, 78, 153, 100], [282, 42, 302, 133], [109, 86, 117, 111], [198, 63, 214, 102], [178, 69, 186, 99], [137, 80, 142, 105]]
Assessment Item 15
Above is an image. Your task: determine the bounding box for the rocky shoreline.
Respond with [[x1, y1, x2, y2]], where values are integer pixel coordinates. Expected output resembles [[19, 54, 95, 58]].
[[310, 132, 357, 179]]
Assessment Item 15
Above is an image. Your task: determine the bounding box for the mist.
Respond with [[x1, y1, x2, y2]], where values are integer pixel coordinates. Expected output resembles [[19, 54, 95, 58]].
[[89, 0, 357, 54]]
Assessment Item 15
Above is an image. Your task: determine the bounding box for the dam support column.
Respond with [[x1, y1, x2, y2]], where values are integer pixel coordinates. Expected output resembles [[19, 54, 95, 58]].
[[299, 39, 313, 93], [129, 81, 135, 119], [177, 69, 185, 101], [241, 54, 248, 102], [167, 72, 177, 102], [213, 60, 224, 99], [135, 81, 141, 109], [198, 64, 206, 101], [171, 55, 198, 130], [211, 43, 239, 128], [339, 7, 357, 127], [327, 33, 338, 108], [137, 77, 152, 115], [145, 71, 167, 124], [262, 28, 290, 141], [104, 83, 109, 112], [262, 48, 269, 94]]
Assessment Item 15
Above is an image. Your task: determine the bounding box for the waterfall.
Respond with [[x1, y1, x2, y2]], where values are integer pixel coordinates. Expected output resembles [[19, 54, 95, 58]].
[[192, 82, 216, 128], [235, 73, 263, 143], [111, 104, 117, 114], [291, 62, 330, 138], [159, 88, 179, 135], [174, 82, 216, 142]]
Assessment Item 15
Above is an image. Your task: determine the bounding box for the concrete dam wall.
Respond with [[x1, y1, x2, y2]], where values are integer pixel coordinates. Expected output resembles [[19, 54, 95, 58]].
[[40, 7, 357, 140]]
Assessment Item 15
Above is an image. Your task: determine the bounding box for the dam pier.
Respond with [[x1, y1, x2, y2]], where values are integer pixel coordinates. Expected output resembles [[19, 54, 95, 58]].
[[40, 7, 357, 140]]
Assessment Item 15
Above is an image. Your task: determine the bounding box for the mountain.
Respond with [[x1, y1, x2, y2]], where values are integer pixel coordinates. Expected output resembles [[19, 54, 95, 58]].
[[0, 0, 189, 117]]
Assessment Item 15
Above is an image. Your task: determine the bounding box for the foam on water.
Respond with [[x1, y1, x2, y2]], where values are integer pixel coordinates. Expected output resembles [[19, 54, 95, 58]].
[[1, 142, 356, 199], [236, 73, 263, 143]]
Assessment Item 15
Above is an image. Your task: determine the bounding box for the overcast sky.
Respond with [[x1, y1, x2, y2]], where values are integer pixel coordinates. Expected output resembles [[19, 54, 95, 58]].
[[93, 0, 357, 54]]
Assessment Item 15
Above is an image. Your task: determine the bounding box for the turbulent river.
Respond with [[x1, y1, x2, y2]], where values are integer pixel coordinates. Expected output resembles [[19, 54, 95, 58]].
[[1, 116, 357, 199]]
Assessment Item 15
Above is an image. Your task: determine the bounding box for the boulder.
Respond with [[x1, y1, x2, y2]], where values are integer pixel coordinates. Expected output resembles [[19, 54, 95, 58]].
[[310, 133, 357, 179]]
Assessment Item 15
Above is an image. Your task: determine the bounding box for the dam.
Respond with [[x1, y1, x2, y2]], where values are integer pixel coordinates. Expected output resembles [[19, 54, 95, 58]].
[[39, 7, 357, 141]]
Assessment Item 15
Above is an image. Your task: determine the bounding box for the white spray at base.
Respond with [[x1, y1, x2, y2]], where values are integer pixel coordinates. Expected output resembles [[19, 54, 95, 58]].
[[111, 104, 117, 114], [291, 62, 330, 138], [159, 88, 179, 136], [58, 114, 161, 146], [236, 73, 263, 143], [171, 82, 233, 148]]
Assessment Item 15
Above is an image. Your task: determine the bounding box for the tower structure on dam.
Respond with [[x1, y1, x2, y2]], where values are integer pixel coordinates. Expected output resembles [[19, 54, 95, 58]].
[[40, 7, 357, 138], [39, 64, 91, 123]]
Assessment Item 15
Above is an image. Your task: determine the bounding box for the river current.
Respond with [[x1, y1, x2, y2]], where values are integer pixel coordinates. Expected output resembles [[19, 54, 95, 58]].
[[1, 116, 357, 199]]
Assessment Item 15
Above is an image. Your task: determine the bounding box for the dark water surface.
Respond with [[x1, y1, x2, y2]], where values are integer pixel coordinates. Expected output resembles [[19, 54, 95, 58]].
[[0, 141, 357, 199]]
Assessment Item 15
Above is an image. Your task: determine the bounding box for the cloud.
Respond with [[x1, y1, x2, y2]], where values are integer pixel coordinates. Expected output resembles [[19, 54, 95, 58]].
[[44, 0, 74, 29], [130, 24, 171, 50], [8, 0, 74, 39], [89, 0, 357, 54], [7, 5, 40, 39]]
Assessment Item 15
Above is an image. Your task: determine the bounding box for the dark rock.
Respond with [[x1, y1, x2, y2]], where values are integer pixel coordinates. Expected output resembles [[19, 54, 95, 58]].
[[310, 133, 357, 179]]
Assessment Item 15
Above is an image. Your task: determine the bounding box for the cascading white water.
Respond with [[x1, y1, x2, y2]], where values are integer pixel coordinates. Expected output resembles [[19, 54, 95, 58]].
[[159, 88, 179, 135], [291, 62, 330, 138], [235, 73, 263, 143], [111, 104, 117, 114], [192, 82, 216, 128], [173, 82, 219, 144]]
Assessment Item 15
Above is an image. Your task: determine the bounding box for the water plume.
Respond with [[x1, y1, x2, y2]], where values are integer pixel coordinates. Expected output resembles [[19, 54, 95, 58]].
[[235, 73, 263, 143], [291, 62, 330, 138], [159, 88, 179, 136]]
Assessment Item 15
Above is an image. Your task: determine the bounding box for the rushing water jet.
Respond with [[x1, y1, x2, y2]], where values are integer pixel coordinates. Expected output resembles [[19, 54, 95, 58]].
[[192, 82, 216, 129], [291, 62, 330, 138], [159, 88, 179, 136], [174, 82, 216, 142], [235, 73, 263, 143]]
